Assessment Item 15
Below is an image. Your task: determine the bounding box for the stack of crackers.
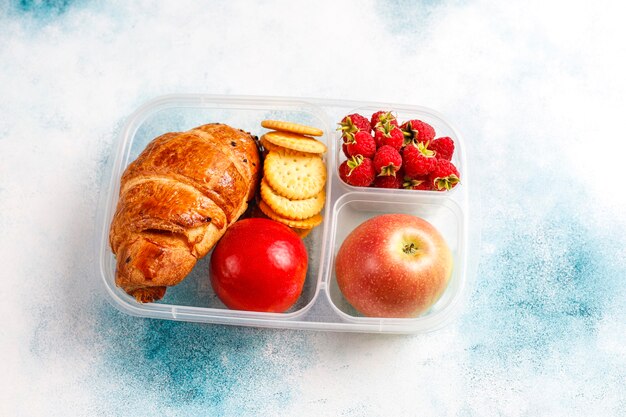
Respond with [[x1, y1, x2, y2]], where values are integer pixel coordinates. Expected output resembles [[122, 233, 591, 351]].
[[257, 120, 327, 238]]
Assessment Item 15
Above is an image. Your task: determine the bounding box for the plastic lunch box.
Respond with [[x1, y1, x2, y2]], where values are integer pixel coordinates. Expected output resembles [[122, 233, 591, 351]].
[[95, 95, 479, 334]]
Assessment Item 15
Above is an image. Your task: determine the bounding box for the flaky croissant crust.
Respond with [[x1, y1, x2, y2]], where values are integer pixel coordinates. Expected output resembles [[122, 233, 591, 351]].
[[109, 123, 260, 302]]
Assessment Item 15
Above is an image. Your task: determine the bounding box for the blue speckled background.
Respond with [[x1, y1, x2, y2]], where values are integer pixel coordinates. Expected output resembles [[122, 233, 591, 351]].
[[1, 0, 625, 415]]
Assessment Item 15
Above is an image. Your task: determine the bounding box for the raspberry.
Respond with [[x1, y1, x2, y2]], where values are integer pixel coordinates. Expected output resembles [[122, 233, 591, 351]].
[[373, 145, 402, 177], [344, 131, 376, 158], [349, 114, 372, 131], [342, 142, 349, 158], [402, 175, 432, 190], [430, 136, 455, 161], [428, 159, 460, 191], [374, 122, 404, 150], [373, 169, 403, 188], [339, 155, 376, 187], [338, 113, 371, 141], [401, 119, 436, 147], [370, 110, 398, 131], [402, 142, 437, 177], [373, 129, 384, 148]]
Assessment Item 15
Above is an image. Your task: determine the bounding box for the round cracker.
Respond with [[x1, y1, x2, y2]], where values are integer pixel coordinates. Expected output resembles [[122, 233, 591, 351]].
[[258, 200, 323, 229], [260, 136, 300, 155], [260, 136, 319, 158], [261, 120, 323, 137], [264, 151, 326, 200], [263, 130, 327, 154], [260, 179, 325, 220], [260, 136, 285, 153]]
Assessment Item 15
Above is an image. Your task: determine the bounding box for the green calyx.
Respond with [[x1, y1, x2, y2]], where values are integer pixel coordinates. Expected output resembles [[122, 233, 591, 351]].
[[402, 121, 420, 145], [346, 155, 364, 176], [378, 164, 398, 177], [337, 116, 359, 141], [379, 119, 395, 137], [402, 177, 425, 189], [374, 111, 396, 130], [433, 174, 460, 190], [417, 141, 435, 157], [402, 133, 435, 153]]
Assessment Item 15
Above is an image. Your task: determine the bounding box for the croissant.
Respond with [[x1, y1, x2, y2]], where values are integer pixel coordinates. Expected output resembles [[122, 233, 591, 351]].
[[109, 123, 261, 303]]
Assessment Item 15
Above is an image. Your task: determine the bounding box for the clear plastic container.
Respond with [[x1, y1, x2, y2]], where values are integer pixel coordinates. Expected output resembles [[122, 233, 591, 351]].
[[95, 95, 479, 333]]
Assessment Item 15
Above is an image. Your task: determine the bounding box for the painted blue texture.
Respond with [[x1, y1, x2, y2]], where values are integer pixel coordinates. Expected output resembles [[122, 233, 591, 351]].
[[467, 207, 612, 356], [29, 301, 313, 415], [2, 0, 625, 415], [13, 0, 74, 16], [375, 0, 448, 35]]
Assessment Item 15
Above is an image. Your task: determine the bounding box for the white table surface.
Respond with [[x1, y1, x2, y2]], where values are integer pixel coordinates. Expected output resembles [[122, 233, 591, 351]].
[[1, 1, 625, 416]]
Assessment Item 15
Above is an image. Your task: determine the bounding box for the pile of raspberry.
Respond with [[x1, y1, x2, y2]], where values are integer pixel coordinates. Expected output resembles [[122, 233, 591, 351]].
[[338, 111, 460, 191]]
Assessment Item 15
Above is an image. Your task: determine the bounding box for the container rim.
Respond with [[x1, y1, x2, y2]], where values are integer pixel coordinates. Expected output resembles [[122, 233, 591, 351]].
[[94, 94, 476, 333], [323, 191, 469, 328]]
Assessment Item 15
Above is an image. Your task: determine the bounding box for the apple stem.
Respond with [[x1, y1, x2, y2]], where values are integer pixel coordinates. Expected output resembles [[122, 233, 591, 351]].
[[403, 242, 418, 255]]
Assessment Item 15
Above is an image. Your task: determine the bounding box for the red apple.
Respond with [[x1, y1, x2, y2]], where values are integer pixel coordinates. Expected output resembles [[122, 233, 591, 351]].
[[210, 218, 308, 312], [335, 214, 452, 318]]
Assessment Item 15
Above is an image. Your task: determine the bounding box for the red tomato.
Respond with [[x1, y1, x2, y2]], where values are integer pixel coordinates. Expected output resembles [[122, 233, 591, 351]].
[[209, 218, 308, 312]]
